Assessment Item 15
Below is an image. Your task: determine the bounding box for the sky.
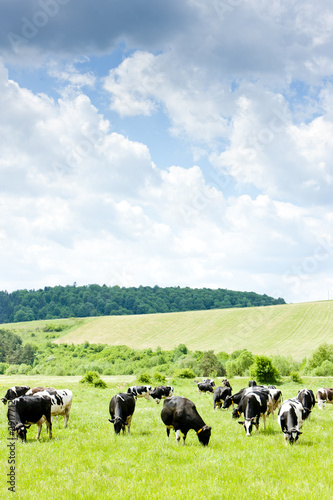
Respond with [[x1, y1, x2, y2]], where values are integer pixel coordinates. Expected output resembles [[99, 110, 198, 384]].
[[1, 0, 333, 304]]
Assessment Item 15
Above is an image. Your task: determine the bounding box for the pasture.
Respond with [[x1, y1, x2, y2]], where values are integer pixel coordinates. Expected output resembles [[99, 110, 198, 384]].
[[1, 375, 332, 499]]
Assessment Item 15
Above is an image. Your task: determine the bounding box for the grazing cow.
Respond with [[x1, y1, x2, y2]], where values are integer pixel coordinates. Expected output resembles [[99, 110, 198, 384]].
[[2, 386, 30, 404], [109, 393, 136, 434], [278, 398, 310, 444], [266, 388, 282, 419], [26, 386, 56, 396], [202, 378, 215, 387], [161, 396, 211, 446], [34, 389, 73, 427], [316, 388, 333, 410], [197, 382, 215, 395], [297, 389, 315, 418], [127, 385, 151, 399], [222, 379, 232, 390], [149, 386, 174, 404], [213, 386, 232, 410], [7, 395, 52, 442], [224, 386, 276, 417], [237, 392, 268, 436]]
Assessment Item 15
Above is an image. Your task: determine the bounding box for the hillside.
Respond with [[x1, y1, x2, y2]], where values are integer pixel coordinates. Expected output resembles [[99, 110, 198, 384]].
[[41, 300, 333, 360]]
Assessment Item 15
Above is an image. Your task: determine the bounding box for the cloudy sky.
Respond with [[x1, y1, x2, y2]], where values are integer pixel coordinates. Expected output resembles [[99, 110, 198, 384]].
[[1, 0, 333, 303]]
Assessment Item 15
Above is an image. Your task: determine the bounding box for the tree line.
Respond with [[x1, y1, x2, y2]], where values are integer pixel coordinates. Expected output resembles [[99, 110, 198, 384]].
[[0, 284, 285, 323], [1, 327, 332, 380]]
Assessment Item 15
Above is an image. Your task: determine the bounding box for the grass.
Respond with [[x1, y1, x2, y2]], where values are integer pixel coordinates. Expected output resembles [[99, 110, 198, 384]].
[[1, 375, 332, 499], [4, 300, 333, 360]]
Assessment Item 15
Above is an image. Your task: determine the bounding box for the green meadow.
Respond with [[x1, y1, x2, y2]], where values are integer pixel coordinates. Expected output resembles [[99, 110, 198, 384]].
[[1, 374, 332, 500]]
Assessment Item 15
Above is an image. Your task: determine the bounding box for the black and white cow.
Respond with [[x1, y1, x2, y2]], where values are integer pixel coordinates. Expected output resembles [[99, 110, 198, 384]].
[[316, 388, 333, 410], [278, 398, 310, 444], [161, 396, 211, 446], [2, 386, 30, 404], [109, 393, 136, 434], [297, 389, 315, 417], [127, 385, 151, 399], [7, 394, 52, 442], [236, 392, 268, 436], [221, 379, 232, 390], [202, 378, 215, 387], [149, 386, 174, 404], [197, 382, 215, 395], [34, 389, 73, 427], [213, 386, 232, 410]]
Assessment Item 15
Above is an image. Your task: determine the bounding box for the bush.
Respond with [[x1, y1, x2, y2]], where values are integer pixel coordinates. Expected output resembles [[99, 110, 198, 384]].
[[313, 360, 333, 376], [199, 351, 226, 377], [289, 371, 303, 383], [250, 355, 279, 384], [304, 343, 333, 374], [174, 368, 196, 379], [0, 362, 9, 374], [80, 371, 107, 388], [137, 372, 152, 384], [271, 355, 300, 376], [153, 372, 166, 384]]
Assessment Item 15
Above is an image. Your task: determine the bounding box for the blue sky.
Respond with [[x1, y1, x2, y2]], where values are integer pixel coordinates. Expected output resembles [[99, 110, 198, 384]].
[[1, 0, 333, 303]]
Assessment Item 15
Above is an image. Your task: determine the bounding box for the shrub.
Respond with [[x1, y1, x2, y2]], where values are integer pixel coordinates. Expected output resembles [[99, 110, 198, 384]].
[[304, 343, 333, 374], [199, 350, 226, 377], [313, 360, 333, 376], [289, 371, 303, 383], [137, 372, 152, 384], [0, 362, 9, 374], [153, 372, 166, 384], [174, 368, 196, 379], [80, 371, 107, 388], [271, 355, 300, 376], [250, 355, 279, 384]]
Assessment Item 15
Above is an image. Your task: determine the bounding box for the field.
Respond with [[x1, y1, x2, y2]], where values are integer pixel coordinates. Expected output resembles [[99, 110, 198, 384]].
[[3, 300, 333, 361], [1, 374, 332, 500]]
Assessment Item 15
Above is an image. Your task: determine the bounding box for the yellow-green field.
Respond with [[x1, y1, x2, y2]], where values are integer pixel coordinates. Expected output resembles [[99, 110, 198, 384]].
[[3, 300, 333, 360]]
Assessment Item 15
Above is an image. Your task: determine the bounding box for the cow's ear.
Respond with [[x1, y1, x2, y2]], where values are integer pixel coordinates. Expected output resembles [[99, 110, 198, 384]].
[[108, 419, 114, 423], [238, 421, 245, 425], [297, 431, 302, 435], [24, 424, 31, 429]]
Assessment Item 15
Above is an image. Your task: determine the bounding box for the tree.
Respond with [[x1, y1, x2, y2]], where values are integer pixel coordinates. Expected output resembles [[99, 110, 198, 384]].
[[250, 355, 279, 384], [199, 350, 226, 377]]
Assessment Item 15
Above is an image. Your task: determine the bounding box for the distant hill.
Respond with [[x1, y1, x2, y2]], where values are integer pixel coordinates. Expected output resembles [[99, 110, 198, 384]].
[[0, 284, 285, 324], [41, 300, 332, 360]]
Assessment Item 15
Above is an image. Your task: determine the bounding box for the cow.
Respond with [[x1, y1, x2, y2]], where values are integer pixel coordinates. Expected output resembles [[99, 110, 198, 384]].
[[26, 387, 57, 396], [149, 386, 174, 404], [297, 389, 315, 418], [222, 379, 232, 390], [235, 392, 268, 436], [161, 396, 211, 446], [249, 380, 257, 387], [2, 386, 30, 404], [316, 388, 333, 410], [127, 385, 151, 400], [109, 393, 136, 434], [7, 394, 52, 442], [34, 389, 73, 427], [278, 398, 310, 444], [224, 386, 276, 417], [213, 386, 232, 410], [197, 382, 215, 395], [202, 378, 215, 387]]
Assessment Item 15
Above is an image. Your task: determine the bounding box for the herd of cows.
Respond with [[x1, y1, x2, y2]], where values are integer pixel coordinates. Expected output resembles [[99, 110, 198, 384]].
[[1, 381, 333, 445]]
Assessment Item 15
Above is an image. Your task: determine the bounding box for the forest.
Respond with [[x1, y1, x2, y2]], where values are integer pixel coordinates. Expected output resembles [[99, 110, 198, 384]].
[[0, 284, 285, 324]]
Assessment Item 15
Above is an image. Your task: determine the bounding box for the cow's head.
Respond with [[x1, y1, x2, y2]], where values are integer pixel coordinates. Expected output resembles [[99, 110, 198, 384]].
[[232, 408, 241, 419], [197, 425, 211, 446], [15, 423, 30, 442], [284, 428, 302, 444], [238, 417, 257, 436], [109, 416, 127, 434], [222, 396, 233, 409]]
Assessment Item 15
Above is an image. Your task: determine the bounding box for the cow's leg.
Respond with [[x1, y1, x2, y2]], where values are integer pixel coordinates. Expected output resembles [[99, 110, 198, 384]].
[[182, 432, 187, 446], [166, 428, 170, 442], [175, 430, 181, 445], [36, 424, 42, 440], [127, 415, 133, 434], [64, 410, 70, 428], [46, 419, 52, 439], [262, 414, 266, 430]]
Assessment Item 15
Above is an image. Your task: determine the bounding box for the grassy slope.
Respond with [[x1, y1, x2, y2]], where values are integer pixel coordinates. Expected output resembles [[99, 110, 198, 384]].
[[2, 300, 333, 360], [51, 300, 333, 360]]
